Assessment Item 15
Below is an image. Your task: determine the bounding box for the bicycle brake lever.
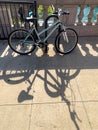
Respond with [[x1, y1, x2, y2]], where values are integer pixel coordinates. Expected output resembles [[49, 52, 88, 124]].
[[63, 10, 70, 15]]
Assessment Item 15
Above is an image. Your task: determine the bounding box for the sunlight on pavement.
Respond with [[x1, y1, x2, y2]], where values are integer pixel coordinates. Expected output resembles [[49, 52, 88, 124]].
[[77, 44, 86, 56], [86, 44, 98, 56], [1, 45, 10, 57]]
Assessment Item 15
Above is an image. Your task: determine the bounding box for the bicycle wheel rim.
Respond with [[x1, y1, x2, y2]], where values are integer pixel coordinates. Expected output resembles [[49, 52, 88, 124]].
[[55, 28, 78, 54], [8, 29, 36, 55]]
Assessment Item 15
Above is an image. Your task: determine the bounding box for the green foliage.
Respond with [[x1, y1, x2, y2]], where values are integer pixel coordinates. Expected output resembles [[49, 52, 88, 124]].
[[38, 5, 44, 13], [11, 17, 24, 27], [37, 5, 44, 18], [12, 18, 18, 24], [48, 5, 54, 15]]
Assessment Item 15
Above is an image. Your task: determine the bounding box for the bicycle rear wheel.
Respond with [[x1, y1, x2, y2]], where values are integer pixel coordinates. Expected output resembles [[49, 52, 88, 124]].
[[55, 28, 78, 54], [8, 29, 36, 55]]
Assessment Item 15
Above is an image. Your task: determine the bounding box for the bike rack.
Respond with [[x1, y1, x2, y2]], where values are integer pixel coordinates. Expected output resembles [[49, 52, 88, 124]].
[[44, 14, 61, 43]]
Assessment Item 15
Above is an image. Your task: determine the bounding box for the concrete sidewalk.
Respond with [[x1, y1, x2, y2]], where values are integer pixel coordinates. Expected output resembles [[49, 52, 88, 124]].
[[0, 37, 98, 130]]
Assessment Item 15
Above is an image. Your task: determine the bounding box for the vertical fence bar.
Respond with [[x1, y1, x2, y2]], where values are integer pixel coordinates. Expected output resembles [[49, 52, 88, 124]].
[[1, 4, 8, 38], [0, 0, 37, 39], [0, 5, 5, 38], [5, 3, 11, 36]]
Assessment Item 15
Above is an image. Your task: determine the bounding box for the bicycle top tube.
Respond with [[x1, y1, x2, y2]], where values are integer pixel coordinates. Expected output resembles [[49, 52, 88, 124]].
[[25, 17, 62, 44], [43, 21, 62, 43], [38, 20, 62, 37]]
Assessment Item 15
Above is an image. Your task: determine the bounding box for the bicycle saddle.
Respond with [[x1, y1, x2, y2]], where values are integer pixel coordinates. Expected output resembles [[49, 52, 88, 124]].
[[18, 6, 37, 23], [25, 17, 37, 23]]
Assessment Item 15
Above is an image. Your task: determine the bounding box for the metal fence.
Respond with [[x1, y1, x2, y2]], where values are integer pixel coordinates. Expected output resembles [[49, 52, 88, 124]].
[[0, 0, 37, 39]]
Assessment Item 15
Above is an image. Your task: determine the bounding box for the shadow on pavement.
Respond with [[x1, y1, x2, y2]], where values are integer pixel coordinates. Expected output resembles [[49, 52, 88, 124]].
[[0, 37, 98, 130]]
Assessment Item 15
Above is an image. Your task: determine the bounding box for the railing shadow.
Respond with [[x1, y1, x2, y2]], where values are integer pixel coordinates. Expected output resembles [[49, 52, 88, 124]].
[[0, 36, 98, 130], [0, 45, 82, 129]]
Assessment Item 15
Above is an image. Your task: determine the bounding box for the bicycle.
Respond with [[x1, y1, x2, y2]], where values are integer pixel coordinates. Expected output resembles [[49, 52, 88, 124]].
[[8, 9, 78, 55]]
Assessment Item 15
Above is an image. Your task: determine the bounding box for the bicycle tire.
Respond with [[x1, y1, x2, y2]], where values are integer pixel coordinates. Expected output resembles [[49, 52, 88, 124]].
[[55, 28, 78, 54], [8, 29, 36, 55]]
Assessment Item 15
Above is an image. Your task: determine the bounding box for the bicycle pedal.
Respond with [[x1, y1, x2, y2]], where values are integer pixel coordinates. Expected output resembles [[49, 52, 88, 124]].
[[38, 42, 44, 48]]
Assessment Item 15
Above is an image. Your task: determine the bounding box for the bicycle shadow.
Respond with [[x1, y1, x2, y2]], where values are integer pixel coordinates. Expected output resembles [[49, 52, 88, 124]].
[[0, 53, 36, 102], [0, 38, 98, 130], [17, 66, 81, 130], [16, 62, 81, 130], [43, 69, 81, 130], [0, 55, 35, 84]]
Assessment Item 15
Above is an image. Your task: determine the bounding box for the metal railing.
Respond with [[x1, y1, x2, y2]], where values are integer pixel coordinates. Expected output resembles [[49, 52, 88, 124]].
[[0, 0, 37, 39]]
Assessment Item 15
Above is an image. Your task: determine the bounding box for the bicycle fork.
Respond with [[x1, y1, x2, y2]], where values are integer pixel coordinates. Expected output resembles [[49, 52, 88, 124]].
[[62, 25, 69, 43]]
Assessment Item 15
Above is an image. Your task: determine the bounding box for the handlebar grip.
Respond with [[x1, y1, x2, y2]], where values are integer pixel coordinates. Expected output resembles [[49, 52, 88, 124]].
[[62, 11, 70, 15], [53, 10, 70, 16], [53, 11, 58, 15]]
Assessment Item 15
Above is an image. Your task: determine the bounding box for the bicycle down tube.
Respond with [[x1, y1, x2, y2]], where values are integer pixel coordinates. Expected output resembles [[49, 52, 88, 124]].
[[32, 20, 62, 44]]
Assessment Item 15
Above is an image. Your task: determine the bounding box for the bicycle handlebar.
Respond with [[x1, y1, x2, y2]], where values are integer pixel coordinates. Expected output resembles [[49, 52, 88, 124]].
[[53, 10, 70, 16], [62, 11, 70, 15]]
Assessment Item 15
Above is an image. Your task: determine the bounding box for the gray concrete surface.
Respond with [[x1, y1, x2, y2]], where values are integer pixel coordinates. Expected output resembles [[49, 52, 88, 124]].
[[0, 37, 98, 130]]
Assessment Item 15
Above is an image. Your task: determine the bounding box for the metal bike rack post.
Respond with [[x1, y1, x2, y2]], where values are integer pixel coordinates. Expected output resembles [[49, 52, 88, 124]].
[[44, 14, 60, 43]]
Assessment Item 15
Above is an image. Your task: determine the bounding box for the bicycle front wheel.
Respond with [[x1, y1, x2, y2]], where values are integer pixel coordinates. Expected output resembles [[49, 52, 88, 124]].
[[8, 29, 36, 55], [55, 28, 78, 54]]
